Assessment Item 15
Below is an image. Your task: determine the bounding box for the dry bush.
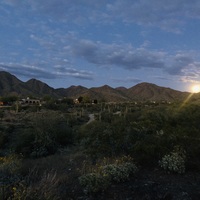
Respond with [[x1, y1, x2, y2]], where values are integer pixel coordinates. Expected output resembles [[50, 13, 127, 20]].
[[11, 150, 87, 199], [12, 169, 60, 200]]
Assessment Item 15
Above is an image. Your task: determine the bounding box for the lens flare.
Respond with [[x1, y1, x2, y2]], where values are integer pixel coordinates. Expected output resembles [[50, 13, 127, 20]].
[[191, 85, 200, 93]]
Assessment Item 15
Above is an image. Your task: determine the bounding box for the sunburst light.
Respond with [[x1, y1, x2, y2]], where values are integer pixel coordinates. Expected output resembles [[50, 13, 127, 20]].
[[191, 84, 200, 93]]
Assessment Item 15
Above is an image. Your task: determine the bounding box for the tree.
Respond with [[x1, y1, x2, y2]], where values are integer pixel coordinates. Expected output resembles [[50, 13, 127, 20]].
[[60, 98, 74, 105], [78, 96, 83, 103], [83, 96, 90, 103], [93, 99, 98, 104]]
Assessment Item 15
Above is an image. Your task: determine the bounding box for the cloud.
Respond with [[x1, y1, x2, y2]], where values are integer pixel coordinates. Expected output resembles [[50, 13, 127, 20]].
[[72, 39, 165, 70], [18, 0, 200, 32], [107, 0, 200, 32], [0, 63, 55, 79], [153, 76, 172, 81], [0, 63, 94, 80], [2, 0, 200, 88], [24, 0, 108, 25], [2, 0, 22, 6], [30, 34, 53, 46], [54, 65, 94, 80], [72, 39, 200, 84], [73, 40, 99, 63], [166, 53, 196, 75], [181, 62, 200, 83], [163, 52, 200, 83], [4, 0, 200, 32]]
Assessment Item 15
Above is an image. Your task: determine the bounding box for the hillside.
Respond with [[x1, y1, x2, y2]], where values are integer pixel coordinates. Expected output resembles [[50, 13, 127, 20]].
[[25, 79, 60, 98], [0, 71, 32, 96], [56, 85, 89, 98], [90, 85, 130, 102], [0, 71, 60, 98], [125, 82, 189, 101], [0, 71, 191, 102]]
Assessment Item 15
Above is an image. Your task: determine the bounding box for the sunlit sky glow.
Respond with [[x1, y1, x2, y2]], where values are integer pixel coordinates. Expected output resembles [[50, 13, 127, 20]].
[[1, 0, 200, 92], [191, 84, 200, 93]]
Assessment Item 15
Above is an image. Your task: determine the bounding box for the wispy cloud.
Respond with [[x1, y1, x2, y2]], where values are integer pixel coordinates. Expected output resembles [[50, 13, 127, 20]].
[[54, 65, 94, 80], [3, 0, 200, 32], [107, 0, 200, 32], [0, 63, 54, 79], [0, 63, 94, 80]]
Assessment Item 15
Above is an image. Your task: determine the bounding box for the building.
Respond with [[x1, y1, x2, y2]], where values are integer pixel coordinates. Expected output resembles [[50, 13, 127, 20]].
[[21, 97, 41, 105]]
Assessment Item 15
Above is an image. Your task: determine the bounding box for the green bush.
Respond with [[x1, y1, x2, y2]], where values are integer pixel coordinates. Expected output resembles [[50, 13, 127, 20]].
[[79, 173, 110, 194], [102, 162, 138, 183], [159, 148, 186, 174], [14, 112, 74, 157], [79, 156, 138, 194]]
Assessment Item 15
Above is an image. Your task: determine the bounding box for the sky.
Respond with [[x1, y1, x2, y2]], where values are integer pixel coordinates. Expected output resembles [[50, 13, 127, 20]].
[[1, 0, 200, 92]]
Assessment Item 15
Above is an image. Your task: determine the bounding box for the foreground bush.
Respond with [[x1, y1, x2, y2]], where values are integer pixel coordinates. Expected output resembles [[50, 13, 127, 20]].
[[79, 173, 110, 194], [159, 147, 186, 174], [0, 154, 22, 199], [79, 156, 138, 194], [11, 170, 60, 200], [102, 162, 138, 183]]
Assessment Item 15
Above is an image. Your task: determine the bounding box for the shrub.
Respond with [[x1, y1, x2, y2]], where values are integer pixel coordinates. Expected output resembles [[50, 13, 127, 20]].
[[12, 170, 60, 200], [0, 154, 21, 176], [0, 153, 22, 196], [79, 156, 138, 194], [159, 147, 186, 174], [102, 162, 138, 183], [14, 128, 35, 157], [79, 173, 110, 194], [14, 112, 74, 157]]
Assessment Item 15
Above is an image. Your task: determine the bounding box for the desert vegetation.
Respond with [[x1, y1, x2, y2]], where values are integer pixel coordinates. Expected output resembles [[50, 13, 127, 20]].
[[0, 99, 200, 199]]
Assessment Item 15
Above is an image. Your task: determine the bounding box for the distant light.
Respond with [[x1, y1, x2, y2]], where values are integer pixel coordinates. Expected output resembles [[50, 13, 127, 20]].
[[191, 85, 200, 93]]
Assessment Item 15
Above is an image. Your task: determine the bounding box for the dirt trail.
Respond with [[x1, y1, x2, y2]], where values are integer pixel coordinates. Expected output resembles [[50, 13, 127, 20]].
[[86, 114, 95, 124]]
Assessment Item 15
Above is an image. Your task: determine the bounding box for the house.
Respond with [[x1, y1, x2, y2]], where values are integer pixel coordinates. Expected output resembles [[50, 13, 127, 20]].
[[21, 98, 41, 105]]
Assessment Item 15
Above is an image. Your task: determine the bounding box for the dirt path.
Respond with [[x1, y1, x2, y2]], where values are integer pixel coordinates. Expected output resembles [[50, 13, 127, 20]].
[[86, 114, 95, 124]]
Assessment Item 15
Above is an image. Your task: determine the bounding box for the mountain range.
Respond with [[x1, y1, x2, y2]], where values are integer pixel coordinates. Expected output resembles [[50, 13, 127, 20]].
[[0, 71, 192, 102]]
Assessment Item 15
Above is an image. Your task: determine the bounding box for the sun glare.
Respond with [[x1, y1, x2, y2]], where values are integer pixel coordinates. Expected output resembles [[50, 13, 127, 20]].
[[191, 85, 200, 93]]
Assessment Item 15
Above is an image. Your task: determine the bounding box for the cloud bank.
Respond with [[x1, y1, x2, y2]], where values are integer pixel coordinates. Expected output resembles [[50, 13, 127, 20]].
[[1, 0, 200, 89]]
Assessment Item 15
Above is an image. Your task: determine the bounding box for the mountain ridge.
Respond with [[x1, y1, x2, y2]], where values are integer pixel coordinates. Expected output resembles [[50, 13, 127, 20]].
[[0, 71, 190, 102]]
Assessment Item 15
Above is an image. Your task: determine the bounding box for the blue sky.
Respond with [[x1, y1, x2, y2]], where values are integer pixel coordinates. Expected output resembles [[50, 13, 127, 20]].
[[1, 0, 200, 92]]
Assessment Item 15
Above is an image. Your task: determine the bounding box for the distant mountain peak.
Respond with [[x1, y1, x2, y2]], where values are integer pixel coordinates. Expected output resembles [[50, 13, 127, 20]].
[[0, 71, 190, 102], [69, 85, 88, 89]]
